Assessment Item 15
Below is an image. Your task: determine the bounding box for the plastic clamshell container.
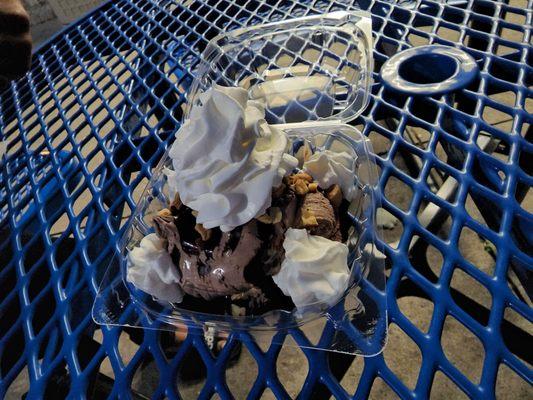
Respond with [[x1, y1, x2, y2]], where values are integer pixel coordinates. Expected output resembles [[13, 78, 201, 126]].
[[93, 11, 387, 356], [186, 10, 373, 125]]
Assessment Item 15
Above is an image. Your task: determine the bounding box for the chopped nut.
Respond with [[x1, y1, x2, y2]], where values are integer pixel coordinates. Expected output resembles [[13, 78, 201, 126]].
[[191, 210, 199, 217], [299, 172, 314, 182], [289, 172, 313, 184], [256, 207, 282, 224], [293, 179, 309, 195], [326, 184, 343, 208], [308, 182, 319, 192], [171, 193, 182, 209], [301, 207, 318, 226], [195, 223, 211, 241], [157, 208, 172, 217], [257, 213, 273, 223]]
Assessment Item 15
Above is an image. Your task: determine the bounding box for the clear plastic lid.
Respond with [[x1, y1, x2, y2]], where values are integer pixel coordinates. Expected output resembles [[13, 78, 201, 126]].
[[186, 11, 373, 125], [93, 11, 386, 356]]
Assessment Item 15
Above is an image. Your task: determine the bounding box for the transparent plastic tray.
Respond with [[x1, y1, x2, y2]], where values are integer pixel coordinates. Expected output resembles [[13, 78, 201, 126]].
[[93, 11, 386, 356]]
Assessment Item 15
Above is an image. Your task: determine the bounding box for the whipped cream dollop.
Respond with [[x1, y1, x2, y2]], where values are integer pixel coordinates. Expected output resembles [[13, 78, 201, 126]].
[[273, 228, 350, 309], [303, 150, 356, 200], [127, 233, 184, 303], [165, 85, 297, 232]]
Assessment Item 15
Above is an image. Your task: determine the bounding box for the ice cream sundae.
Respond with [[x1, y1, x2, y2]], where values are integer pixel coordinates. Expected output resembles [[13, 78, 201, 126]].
[[127, 85, 355, 316]]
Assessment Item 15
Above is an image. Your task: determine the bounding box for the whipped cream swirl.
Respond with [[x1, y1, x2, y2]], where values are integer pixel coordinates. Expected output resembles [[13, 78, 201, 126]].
[[303, 150, 356, 200], [273, 228, 350, 309], [127, 233, 184, 303], [165, 85, 297, 232]]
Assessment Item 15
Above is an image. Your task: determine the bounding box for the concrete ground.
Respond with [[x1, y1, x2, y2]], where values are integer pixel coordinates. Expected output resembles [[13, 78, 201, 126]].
[[5, 1, 532, 399]]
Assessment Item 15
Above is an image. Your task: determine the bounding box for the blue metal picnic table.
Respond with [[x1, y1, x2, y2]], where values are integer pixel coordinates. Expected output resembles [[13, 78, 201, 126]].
[[0, 0, 531, 399]]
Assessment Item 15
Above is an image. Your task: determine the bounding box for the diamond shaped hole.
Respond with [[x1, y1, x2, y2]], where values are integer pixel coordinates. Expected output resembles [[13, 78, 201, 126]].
[[435, 137, 465, 171], [329, 38, 348, 57], [277, 343, 309, 398], [226, 344, 258, 399], [87, 150, 106, 174], [80, 136, 99, 158], [302, 47, 321, 64], [496, 363, 532, 399], [436, 26, 461, 42], [369, 377, 398, 398], [483, 104, 512, 126], [500, 27, 524, 43], [404, 124, 433, 151], [377, 208, 403, 249], [502, 307, 532, 367], [430, 371, 468, 399], [426, 167, 458, 203], [22, 233, 46, 274], [525, 97, 533, 115], [398, 295, 434, 333], [261, 388, 276, 399], [417, 200, 452, 241], [410, 97, 439, 124], [37, 325, 62, 365], [511, 211, 532, 257], [504, 9, 526, 24], [441, 315, 485, 384], [407, 31, 430, 46], [0, 327, 24, 377], [177, 346, 207, 398], [117, 330, 141, 368], [489, 89, 518, 109], [393, 147, 423, 180], [49, 212, 70, 237], [450, 267, 492, 326], [88, 354, 116, 400], [383, 324, 422, 390], [32, 289, 56, 336], [5, 366, 29, 398], [301, 316, 327, 346], [28, 263, 51, 303], [368, 129, 392, 158], [518, 146, 532, 177], [0, 224, 13, 258], [0, 295, 20, 341], [384, 174, 413, 212], [458, 225, 496, 276], [507, 255, 532, 305], [43, 360, 71, 398], [72, 188, 92, 217], [337, 356, 364, 396], [66, 285, 92, 331], [409, 235, 444, 283], [132, 352, 160, 398], [276, 51, 295, 68]]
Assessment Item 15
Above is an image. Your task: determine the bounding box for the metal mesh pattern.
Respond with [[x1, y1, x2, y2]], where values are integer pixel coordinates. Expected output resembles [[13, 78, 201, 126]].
[[0, 0, 531, 398]]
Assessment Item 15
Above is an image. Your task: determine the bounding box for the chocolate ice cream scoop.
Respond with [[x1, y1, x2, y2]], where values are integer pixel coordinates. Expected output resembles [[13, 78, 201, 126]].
[[153, 210, 263, 300], [296, 191, 337, 239], [180, 221, 262, 299]]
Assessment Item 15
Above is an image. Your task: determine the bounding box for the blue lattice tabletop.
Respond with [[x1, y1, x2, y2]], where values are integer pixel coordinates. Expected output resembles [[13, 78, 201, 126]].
[[0, 0, 531, 399]]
